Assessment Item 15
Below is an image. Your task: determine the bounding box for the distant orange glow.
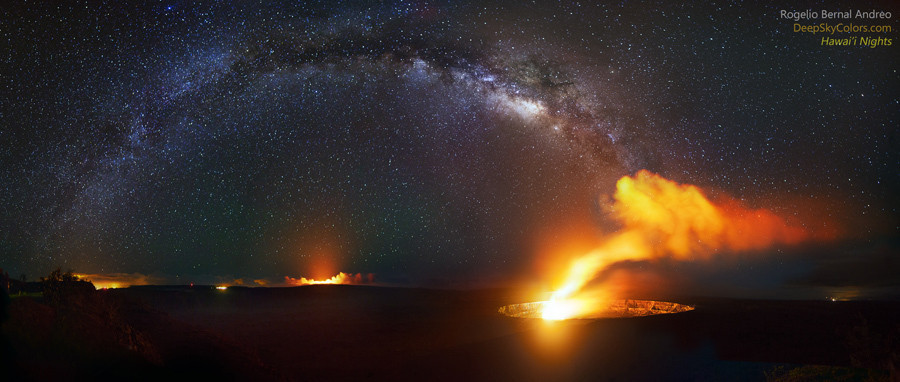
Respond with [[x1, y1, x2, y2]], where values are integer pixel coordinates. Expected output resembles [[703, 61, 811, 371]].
[[309, 256, 338, 281], [284, 272, 374, 286], [276, 219, 355, 281], [74, 272, 161, 289], [537, 170, 827, 320]]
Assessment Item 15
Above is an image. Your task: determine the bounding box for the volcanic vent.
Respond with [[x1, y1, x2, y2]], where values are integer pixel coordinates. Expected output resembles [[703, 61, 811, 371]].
[[499, 299, 694, 320]]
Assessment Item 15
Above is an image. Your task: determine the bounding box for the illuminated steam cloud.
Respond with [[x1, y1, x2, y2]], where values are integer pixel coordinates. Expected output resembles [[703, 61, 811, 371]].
[[284, 272, 375, 286], [543, 171, 825, 320]]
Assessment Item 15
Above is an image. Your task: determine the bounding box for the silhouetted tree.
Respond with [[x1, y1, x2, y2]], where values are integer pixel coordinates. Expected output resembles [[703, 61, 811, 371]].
[[41, 268, 94, 305]]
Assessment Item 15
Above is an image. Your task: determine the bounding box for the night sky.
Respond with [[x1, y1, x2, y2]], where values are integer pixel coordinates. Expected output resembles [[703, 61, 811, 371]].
[[1, 1, 897, 294]]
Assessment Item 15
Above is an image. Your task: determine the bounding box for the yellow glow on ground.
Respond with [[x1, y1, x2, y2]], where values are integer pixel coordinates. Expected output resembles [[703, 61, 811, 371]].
[[540, 299, 580, 321], [499, 299, 694, 320]]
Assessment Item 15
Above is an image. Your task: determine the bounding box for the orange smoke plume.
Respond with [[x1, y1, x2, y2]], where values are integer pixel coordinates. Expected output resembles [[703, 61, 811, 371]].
[[544, 170, 819, 319], [284, 272, 374, 286], [611, 170, 808, 257], [73, 272, 162, 289]]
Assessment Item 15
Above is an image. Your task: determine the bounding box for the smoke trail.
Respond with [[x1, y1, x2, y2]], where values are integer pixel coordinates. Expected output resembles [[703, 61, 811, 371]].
[[545, 171, 816, 319]]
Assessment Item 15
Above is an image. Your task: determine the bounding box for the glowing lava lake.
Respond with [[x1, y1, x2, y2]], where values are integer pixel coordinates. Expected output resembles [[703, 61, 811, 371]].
[[499, 299, 695, 320]]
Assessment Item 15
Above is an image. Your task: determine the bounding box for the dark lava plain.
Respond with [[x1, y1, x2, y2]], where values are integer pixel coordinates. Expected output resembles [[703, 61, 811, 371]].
[[3, 285, 898, 381]]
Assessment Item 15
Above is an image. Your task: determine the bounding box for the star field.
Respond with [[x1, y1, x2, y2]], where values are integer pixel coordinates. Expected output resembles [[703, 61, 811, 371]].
[[1, 1, 896, 287]]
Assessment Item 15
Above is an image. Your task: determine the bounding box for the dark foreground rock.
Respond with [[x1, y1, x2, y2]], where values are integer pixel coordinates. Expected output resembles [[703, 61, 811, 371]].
[[2, 286, 897, 381]]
